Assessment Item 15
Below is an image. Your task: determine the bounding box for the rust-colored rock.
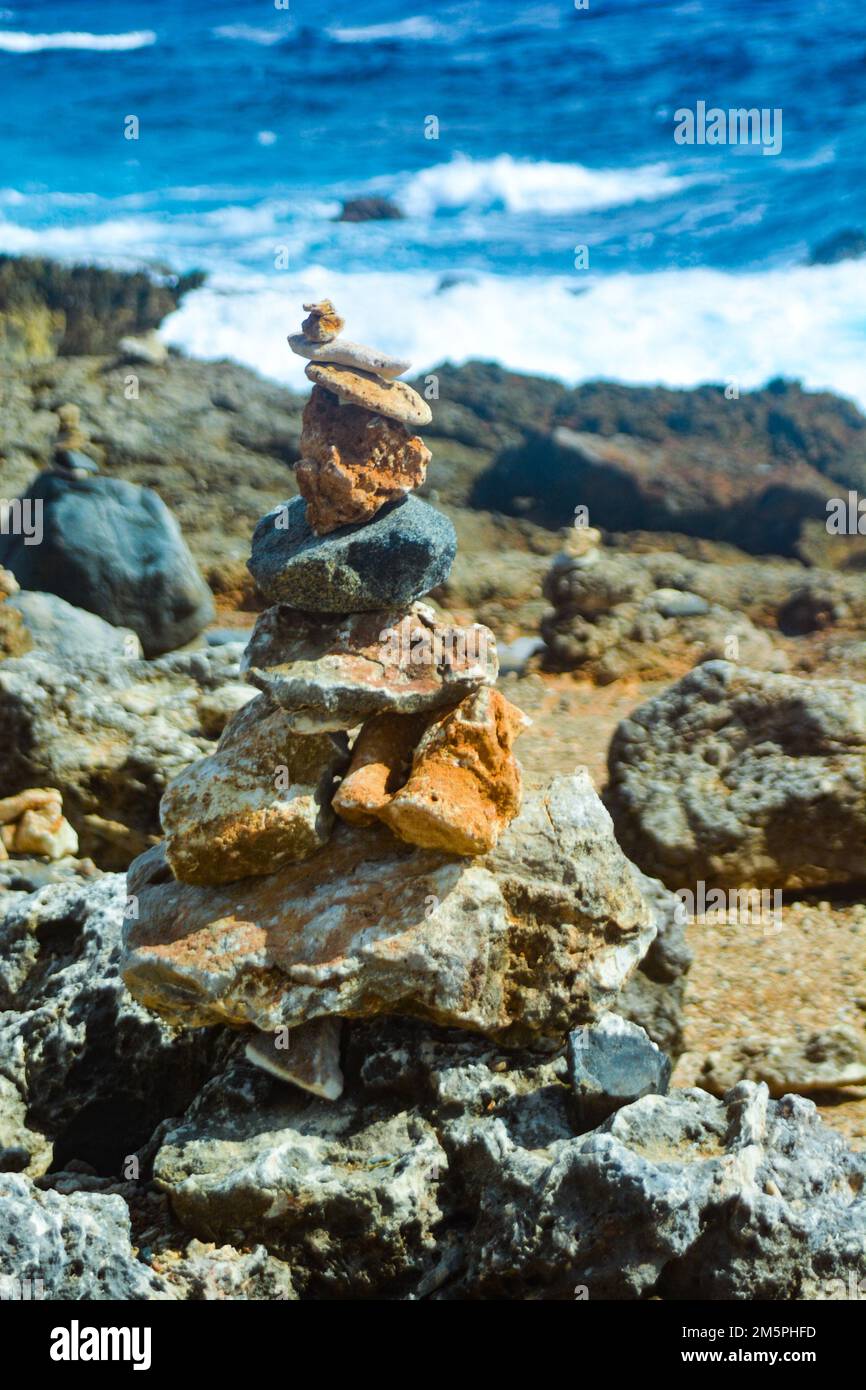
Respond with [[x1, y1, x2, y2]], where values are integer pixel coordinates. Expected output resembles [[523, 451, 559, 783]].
[[297, 385, 430, 534], [332, 710, 429, 825], [335, 688, 530, 855], [301, 300, 344, 342], [382, 688, 529, 854]]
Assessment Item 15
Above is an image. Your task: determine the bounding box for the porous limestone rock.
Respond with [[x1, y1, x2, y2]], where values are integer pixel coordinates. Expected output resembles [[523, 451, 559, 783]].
[[305, 361, 432, 428], [149, 1021, 866, 1300], [607, 660, 866, 889], [155, 1239, 296, 1301], [0, 787, 78, 861], [248, 495, 457, 612], [242, 602, 497, 733], [0, 875, 215, 1179], [288, 334, 410, 379], [692, 1026, 866, 1098], [296, 384, 430, 532], [375, 687, 530, 855], [0, 645, 252, 868], [122, 773, 657, 1047], [160, 695, 348, 886], [0, 1175, 176, 1300]]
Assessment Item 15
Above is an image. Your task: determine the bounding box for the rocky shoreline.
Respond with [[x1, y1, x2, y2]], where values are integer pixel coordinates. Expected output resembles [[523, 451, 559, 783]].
[[1, 263, 865, 1301]]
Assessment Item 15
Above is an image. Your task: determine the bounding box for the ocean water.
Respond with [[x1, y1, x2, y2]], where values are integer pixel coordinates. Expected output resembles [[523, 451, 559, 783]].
[[1, 0, 864, 402]]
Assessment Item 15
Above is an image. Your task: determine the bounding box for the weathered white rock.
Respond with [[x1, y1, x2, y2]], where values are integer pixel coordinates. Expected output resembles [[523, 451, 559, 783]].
[[688, 1026, 866, 1098], [0, 1175, 176, 1300], [122, 773, 657, 1047], [242, 602, 497, 733], [160, 695, 348, 885], [0, 646, 252, 868], [288, 333, 410, 379], [150, 1023, 866, 1300]]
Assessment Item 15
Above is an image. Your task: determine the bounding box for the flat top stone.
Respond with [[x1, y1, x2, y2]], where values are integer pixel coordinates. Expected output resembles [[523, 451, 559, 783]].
[[289, 334, 411, 380], [305, 362, 432, 427], [242, 601, 497, 731]]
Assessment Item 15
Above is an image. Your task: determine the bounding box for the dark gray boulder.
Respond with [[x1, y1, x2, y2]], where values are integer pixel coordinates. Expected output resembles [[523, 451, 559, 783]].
[[248, 495, 456, 612], [0, 472, 214, 656]]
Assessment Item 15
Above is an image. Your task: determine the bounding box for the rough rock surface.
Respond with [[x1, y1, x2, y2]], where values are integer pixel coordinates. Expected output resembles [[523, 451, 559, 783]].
[[617, 868, 692, 1057], [0, 1175, 175, 1300], [297, 385, 430, 533], [5, 589, 141, 660], [332, 710, 431, 825], [243, 602, 497, 732], [150, 1023, 866, 1300], [374, 688, 530, 855], [0, 787, 78, 861], [566, 1012, 672, 1128], [540, 542, 801, 679], [305, 362, 432, 428], [160, 695, 348, 885], [300, 300, 344, 341], [0, 471, 214, 656], [2, 867, 859, 1301], [122, 773, 656, 1046], [607, 661, 866, 890], [0, 645, 251, 868], [695, 1027, 866, 1098], [248, 495, 457, 612], [0, 875, 216, 1178]]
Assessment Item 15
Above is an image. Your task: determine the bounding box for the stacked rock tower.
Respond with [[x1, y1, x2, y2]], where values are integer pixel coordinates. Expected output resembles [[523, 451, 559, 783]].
[[143, 300, 533, 1096]]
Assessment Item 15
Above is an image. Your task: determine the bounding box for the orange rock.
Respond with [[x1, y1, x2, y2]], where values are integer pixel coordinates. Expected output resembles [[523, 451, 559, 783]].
[[297, 385, 430, 533], [301, 299, 344, 342], [335, 688, 530, 855], [332, 710, 429, 825]]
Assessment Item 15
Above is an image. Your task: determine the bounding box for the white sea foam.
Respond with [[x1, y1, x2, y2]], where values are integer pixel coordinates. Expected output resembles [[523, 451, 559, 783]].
[[159, 261, 866, 409], [0, 29, 156, 52], [326, 16, 447, 43], [212, 24, 291, 47], [398, 154, 698, 217]]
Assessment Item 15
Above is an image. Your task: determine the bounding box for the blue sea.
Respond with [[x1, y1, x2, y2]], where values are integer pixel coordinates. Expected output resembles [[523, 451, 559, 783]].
[[1, 0, 865, 402]]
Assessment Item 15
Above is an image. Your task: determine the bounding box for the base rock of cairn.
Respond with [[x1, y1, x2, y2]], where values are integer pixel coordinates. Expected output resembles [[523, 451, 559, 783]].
[[122, 301, 660, 1099]]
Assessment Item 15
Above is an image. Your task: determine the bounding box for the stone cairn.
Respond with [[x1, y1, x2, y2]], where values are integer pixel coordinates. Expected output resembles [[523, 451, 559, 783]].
[[141, 300, 533, 1097]]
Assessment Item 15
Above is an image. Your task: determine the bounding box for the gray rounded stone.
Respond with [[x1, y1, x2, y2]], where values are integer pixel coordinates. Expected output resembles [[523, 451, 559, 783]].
[[0, 472, 214, 657], [248, 495, 456, 612]]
